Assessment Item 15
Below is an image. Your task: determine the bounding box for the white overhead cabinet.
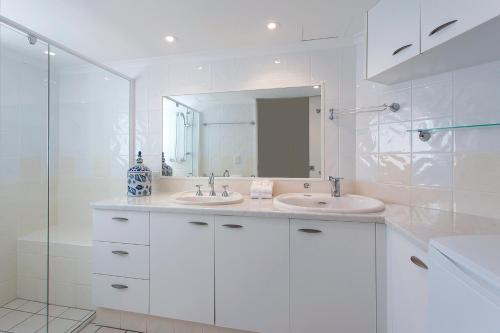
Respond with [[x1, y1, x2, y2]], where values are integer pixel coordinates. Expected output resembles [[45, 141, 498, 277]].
[[421, 0, 500, 51], [367, 0, 500, 84], [290, 220, 376, 333], [215, 216, 289, 333], [366, 0, 420, 79], [150, 213, 215, 325]]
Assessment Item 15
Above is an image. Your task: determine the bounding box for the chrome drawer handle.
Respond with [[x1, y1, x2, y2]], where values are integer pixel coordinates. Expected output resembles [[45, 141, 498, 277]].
[[429, 19, 458, 36], [112, 250, 129, 255], [222, 224, 243, 228], [392, 43, 413, 56], [410, 256, 428, 270], [189, 221, 208, 226], [112, 217, 128, 222], [298, 228, 322, 234], [111, 284, 128, 290]]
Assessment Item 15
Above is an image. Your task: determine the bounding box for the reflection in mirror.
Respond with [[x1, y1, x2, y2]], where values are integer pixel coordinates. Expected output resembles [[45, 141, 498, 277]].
[[162, 86, 322, 178]]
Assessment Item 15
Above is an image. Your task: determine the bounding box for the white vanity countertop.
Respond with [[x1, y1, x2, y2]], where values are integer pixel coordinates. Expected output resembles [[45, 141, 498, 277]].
[[91, 193, 500, 251], [91, 193, 386, 223]]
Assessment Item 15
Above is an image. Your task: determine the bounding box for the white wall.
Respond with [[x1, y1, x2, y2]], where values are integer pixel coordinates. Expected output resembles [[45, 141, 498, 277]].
[[355, 36, 500, 219], [111, 43, 357, 193]]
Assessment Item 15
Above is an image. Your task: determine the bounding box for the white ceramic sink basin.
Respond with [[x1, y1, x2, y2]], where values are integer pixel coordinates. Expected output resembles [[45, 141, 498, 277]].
[[171, 191, 244, 206], [273, 193, 385, 213]]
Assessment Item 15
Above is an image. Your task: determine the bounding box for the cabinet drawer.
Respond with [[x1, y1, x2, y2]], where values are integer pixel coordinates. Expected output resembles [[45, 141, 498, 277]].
[[92, 241, 149, 279], [92, 274, 149, 314], [93, 209, 149, 245]]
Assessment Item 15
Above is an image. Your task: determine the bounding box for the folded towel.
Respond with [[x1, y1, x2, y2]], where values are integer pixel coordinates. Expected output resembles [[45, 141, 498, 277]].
[[250, 180, 274, 199]]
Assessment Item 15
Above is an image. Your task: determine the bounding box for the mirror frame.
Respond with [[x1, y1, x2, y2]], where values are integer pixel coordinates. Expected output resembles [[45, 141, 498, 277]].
[[160, 82, 326, 181]]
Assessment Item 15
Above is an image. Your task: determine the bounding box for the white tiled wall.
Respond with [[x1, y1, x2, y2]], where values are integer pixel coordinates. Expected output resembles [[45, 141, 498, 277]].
[[355, 36, 500, 218], [111, 44, 357, 192]]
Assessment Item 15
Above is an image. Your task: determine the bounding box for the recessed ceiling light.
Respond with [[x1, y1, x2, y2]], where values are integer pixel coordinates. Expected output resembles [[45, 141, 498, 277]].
[[164, 35, 176, 43], [274, 59, 281, 64], [267, 22, 278, 30], [44, 50, 56, 56], [197, 66, 204, 70], [313, 85, 320, 89]]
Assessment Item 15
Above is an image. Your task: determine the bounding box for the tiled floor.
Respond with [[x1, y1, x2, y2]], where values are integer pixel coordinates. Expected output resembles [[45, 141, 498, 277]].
[[78, 324, 139, 333], [0, 299, 94, 333]]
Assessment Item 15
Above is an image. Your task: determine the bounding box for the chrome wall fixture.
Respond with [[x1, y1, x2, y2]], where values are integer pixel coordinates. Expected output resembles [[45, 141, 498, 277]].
[[329, 102, 400, 119], [410, 122, 500, 142], [202, 121, 256, 126]]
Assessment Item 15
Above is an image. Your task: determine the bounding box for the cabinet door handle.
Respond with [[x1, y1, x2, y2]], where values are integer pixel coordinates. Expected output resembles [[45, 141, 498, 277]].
[[222, 224, 243, 229], [189, 221, 208, 226], [298, 228, 322, 234], [112, 250, 129, 255], [392, 44, 413, 56], [429, 19, 458, 37], [112, 217, 128, 222], [410, 256, 428, 270], [111, 284, 128, 290]]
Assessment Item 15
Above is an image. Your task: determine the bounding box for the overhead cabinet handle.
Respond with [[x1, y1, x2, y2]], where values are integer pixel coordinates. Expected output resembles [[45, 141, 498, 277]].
[[392, 44, 413, 56], [112, 217, 128, 222], [222, 224, 243, 229], [111, 250, 129, 255], [111, 284, 128, 290], [189, 221, 209, 226], [298, 228, 322, 234], [429, 20, 458, 36], [410, 256, 428, 270]]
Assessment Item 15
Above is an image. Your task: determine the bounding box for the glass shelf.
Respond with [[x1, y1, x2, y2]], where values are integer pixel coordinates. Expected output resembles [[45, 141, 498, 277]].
[[408, 122, 500, 142]]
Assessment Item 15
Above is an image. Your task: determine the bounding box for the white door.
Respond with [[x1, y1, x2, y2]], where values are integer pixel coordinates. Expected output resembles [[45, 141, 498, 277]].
[[215, 216, 289, 333], [367, 0, 420, 78], [290, 219, 376, 333], [386, 227, 428, 333], [421, 0, 500, 51], [150, 213, 214, 325]]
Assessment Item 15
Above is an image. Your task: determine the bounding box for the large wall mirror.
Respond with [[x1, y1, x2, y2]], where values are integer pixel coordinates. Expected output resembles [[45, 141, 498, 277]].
[[162, 85, 323, 179]]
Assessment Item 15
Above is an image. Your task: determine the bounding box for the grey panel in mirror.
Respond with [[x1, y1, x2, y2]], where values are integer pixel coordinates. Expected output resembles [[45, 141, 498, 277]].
[[162, 86, 322, 178]]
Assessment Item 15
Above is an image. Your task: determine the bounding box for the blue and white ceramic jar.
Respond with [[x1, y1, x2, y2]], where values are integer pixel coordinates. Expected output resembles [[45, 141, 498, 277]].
[[127, 151, 152, 196]]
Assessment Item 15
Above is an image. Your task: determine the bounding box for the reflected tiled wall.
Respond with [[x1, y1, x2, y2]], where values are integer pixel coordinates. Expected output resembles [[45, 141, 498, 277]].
[[355, 38, 500, 218], [111, 44, 357, 191]]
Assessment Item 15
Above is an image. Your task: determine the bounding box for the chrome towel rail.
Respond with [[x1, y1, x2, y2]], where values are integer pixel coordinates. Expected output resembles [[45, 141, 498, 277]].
[[330, 103, 400, 119]]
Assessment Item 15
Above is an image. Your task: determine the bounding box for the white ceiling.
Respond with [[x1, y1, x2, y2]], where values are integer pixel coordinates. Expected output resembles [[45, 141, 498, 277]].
[[0, 0, 378, 63]]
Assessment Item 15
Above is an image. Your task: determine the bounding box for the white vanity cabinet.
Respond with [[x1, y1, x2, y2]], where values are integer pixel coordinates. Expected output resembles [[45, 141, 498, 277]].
[[150, 213, 215, 325], [92, 209, 150, 314], [421, 0, 500, 52], [92, 207, 380, 333], [214, 216, 290, 333], [386, 226, 428, 333], [367, 0, 420, 78], [290, 219, 376, 333]]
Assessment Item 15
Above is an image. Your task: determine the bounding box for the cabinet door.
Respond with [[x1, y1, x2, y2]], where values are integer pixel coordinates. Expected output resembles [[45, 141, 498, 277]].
[[386, 227, 428, 333], [290, 220, 376, 333], [421, 0, 500, 52], [367, 0, 420, 78], [215, 216, 289, 333], [150, 213, 214, 325]]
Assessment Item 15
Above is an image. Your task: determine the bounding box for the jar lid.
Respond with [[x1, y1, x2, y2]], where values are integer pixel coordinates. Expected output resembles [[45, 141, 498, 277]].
[[128, 151, 151, 172]]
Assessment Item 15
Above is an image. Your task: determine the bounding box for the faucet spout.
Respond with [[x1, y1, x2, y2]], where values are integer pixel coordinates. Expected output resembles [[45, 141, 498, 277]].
[[208, 172, 216, 196], [328, 176, 343, 197]]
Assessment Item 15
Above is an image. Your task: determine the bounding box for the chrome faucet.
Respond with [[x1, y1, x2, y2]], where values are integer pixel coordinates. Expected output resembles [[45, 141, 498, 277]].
[[208, 172, 216, 196], [328, 176, 343, 197]]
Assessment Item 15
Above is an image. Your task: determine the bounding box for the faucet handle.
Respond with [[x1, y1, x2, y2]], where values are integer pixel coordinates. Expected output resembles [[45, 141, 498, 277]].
[[222, 185, 229, 197], [195, 185, 203, 196]]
